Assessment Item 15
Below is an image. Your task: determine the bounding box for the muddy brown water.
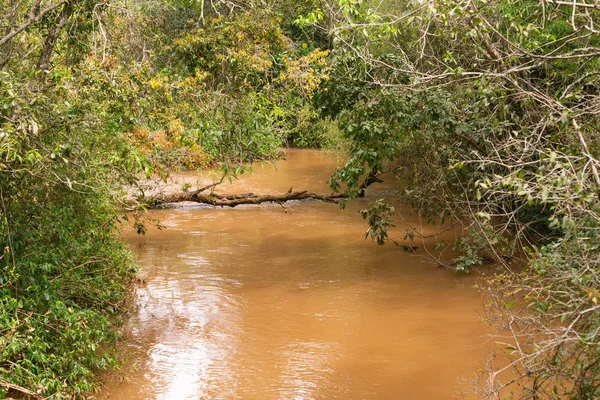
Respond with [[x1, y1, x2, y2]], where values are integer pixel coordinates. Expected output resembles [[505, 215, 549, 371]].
[[100, 149, 491, 400]]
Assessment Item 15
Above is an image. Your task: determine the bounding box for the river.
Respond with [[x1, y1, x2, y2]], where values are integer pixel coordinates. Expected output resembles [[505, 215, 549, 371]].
[[99, 149, 491, 400]]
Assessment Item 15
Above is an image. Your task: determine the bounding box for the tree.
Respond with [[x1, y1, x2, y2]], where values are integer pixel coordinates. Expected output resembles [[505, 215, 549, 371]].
[[0, 0, 154, 396], [303, 0, 600, 397], [0, 1, 334, 396]]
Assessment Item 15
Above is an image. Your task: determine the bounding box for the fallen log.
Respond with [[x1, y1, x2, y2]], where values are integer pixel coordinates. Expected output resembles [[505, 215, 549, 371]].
[[140, 188, 345, 208]]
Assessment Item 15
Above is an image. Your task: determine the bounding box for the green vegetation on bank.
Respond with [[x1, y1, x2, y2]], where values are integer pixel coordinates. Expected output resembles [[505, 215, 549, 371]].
[[305, 0, 600, 398], [1, 0, 599, 398], [0, 0, 330, 397]]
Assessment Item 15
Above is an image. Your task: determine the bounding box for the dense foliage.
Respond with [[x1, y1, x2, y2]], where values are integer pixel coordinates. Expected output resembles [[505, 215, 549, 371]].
[[304, 0, 600, 398], [2, 0, 600, 398], [0, 0, 331, 397]]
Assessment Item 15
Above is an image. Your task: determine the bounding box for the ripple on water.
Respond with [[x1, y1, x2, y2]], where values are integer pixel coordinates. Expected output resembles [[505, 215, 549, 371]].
[[102, 149, 490, 400]]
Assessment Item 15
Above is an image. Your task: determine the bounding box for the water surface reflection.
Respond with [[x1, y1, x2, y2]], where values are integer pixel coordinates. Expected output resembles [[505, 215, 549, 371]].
[[100, 149, 489, 399]]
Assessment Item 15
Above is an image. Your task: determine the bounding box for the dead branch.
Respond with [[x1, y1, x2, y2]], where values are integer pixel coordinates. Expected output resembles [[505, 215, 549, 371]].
[[139, 189, 345, 208], [572, 119, 600, 188], [358, 166, 384, 197], [0, 381, 43, 400], [545, 0, 600, 10], [0, 1, 66, 47]]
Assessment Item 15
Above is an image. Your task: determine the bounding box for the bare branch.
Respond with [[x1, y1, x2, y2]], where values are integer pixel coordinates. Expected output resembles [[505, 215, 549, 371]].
[[0, 0, 66, 47], [573, 119, 600, 188]]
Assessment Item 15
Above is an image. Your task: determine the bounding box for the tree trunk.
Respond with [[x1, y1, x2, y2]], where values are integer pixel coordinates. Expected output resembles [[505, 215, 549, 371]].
[[0, 1, 65, 47], [0, 0, 19, 70], [37, 0, 75, 71]]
